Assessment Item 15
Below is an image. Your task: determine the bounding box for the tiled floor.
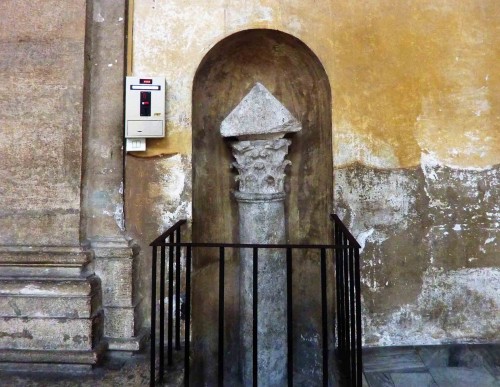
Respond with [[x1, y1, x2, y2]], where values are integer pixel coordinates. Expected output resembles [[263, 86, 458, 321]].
[[0, 344, 498, 386], [363, 345, 499, 387]]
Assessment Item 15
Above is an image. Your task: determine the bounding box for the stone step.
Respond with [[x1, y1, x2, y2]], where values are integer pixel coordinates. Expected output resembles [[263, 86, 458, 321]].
[[0, 362, 93, 374], [0, 277, 101, 318], [0, 276, 103, 352], [0, 341, 107, 366], [0, 342, 107, 373], [0, 313, 103, 351], [0, 247, 105, 365]]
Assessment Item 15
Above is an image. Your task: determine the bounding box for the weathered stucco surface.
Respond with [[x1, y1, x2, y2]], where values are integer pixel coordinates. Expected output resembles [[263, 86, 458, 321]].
[[128, 0, 499, 348], [0, 0, 87, 246], [335, 162, 500, 345], [0, 0, 106, 366]]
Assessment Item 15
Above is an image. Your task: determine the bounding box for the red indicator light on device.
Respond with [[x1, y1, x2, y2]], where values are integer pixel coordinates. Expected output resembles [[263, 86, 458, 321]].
[[140, 79, 152, 84]]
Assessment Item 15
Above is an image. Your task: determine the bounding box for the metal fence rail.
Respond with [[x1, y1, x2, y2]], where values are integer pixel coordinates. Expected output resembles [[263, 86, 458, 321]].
[[149, 215, 362, 386], [332, 214, 363, 386]]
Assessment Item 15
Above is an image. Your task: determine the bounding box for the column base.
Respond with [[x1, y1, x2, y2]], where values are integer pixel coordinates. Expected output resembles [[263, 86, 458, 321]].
[[106, 328, 148, 352], [0, 245, 104, 367], [92, 238, 143, 353]]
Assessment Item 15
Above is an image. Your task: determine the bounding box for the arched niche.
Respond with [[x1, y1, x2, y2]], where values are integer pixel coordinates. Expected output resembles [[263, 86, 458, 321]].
[[193, 28, 332, 246], [191, 29, 333, 384]]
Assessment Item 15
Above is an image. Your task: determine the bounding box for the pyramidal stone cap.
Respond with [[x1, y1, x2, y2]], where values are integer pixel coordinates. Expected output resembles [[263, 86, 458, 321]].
[[220, 83, 301, 139]]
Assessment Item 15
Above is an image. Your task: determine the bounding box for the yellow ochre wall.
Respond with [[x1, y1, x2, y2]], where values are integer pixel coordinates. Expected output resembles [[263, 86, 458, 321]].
[[130, 0, 499, 168]]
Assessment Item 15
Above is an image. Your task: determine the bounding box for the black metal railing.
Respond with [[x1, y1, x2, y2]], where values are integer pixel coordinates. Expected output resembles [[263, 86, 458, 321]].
[[332, 214, 363, 386], [149, 215, 362, 386]]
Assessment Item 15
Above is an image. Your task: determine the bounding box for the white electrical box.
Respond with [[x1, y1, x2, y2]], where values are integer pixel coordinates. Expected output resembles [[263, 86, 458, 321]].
[[125, 76, 165, 150]]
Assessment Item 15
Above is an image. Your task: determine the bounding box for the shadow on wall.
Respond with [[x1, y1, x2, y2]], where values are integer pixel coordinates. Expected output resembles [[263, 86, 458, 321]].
[[191, 29, 333, 385]]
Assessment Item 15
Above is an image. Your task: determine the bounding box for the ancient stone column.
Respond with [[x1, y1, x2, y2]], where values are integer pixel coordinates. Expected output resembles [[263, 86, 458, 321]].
[[220, 83, 301, 386]]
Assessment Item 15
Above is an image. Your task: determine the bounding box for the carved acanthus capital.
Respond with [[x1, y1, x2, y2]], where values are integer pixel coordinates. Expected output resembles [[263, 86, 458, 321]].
[[231, 139, 291, 194]]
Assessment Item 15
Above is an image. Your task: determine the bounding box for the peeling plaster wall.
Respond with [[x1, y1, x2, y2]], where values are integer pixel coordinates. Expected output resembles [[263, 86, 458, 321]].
[[335, 162, 499, 345], [129, 0, 499, 345]]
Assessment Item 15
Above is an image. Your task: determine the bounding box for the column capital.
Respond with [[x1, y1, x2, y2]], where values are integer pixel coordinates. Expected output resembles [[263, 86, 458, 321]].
[[231, 139, 292, 194]]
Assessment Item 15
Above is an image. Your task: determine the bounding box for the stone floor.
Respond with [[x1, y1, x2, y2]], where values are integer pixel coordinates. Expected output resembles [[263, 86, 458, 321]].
[[363, 345, 499, 387], [0, 344, 498, 386], [0, 351, 154, 387]]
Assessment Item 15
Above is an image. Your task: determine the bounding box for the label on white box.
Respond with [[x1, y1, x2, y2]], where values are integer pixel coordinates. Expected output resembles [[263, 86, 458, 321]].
[[126, 138, 146, 152]]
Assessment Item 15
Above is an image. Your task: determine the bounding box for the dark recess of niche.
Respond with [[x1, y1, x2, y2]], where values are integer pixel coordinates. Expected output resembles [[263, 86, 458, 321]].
[[192, 28, 332, 253]]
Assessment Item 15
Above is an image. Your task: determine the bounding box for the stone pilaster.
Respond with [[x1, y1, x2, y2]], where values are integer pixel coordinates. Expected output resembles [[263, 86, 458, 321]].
[[92, 239, 146, 351], [82, 0, 145, 351], [0, 0, 105, 369]]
